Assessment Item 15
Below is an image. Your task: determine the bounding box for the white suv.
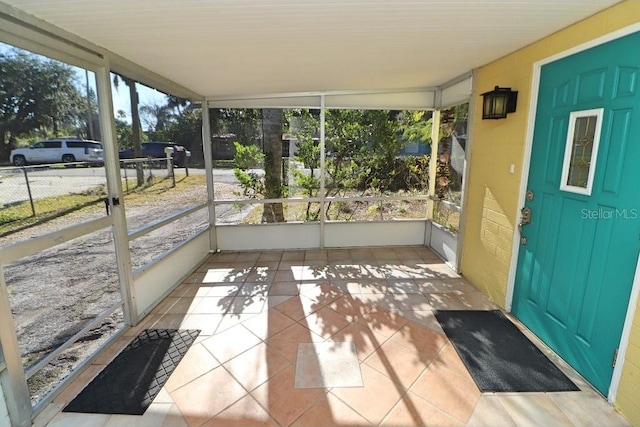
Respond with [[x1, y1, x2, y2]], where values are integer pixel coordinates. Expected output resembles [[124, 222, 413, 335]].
[[10, 138, 104, 166]]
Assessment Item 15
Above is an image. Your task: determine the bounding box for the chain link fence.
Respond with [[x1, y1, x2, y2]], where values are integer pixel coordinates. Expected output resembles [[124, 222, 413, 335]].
[[0, 158, 183, 233]]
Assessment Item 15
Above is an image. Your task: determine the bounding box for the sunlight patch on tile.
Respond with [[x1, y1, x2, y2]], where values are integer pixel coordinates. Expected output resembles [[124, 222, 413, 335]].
[[294, 342, 363, 389]]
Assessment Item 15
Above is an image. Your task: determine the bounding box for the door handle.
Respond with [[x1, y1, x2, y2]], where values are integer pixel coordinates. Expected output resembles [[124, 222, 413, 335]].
[[518, 207, 532, 235]]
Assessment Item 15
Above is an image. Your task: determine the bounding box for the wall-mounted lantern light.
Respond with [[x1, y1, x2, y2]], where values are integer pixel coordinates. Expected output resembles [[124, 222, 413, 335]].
[[481, 86, 518, 120]]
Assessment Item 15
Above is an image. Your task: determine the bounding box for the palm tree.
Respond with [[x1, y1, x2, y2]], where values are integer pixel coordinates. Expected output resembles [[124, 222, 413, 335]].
[[113, 74, 144, 186]]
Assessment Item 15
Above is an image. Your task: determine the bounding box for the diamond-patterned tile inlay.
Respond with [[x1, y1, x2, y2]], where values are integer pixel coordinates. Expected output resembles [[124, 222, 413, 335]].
[[294, 342, 363, 389]]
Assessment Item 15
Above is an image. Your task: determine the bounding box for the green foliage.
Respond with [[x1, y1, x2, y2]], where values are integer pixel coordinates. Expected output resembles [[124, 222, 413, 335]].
[[233, 141, 264, 169], [0, 48, 90, 160], [399, 110, 433, 145], [232, 141, 266, 198]]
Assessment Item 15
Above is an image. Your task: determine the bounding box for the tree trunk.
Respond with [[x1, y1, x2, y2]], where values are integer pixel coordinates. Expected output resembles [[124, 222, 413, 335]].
[[127, 79, 144, 186], [261, 109, 284, 223]]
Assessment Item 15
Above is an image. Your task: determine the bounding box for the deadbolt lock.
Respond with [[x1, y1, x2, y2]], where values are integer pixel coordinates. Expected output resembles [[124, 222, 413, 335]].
[[525, 190, 534, 201]]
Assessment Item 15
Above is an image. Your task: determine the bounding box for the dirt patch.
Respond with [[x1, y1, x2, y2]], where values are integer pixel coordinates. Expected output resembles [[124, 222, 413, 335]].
[[2, 175, 251, 404]]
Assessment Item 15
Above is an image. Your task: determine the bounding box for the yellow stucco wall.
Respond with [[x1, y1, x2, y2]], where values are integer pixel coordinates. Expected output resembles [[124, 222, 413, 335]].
[[461, 1, 640, 423]]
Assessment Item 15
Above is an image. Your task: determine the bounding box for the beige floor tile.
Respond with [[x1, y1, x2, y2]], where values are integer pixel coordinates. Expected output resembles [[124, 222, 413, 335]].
[[241, 308, 296, 340], [32, 403, 65, 427], [202, 267, 245, 283], [377, 293, 433, 312], [153, 387, 174, 404], [465, 395, 516, 427], [294, 342, 363, 389], [385, 279, 420, 294], [457, 292, 499, 310], [148, 314, 189, 330], [161, 404, 189, 427], [238, 282, 271, 297], [202, 394, 278, 426], [415, 279, 452, 293], [215, 313, 258, 334], [329, 321, 389, 362], [355, 307, 409, 338], [165, 342, 219, 392], [46, 413, 111, 427], [223, 342, 291, 392], [444, 278, 481, 294], [331, 364, 407, 424], [426, 293, 468, 310], [258, 251, 283, 261], [349, 249, 375, 260], [431, 343, 471, 379], [497, 394, 575, 427], [170, 366, 248, 427], [180, 314, 224, 336], [381, 391, 463, 427], [104, 402, 172, 427], [166, 297, 202, 315], [291, 392, 370, 426], [281, 251, 306, 261], [300, 306, 351, 339], [201, 324, 262, 364], [228, 295, 267, 315], [244, 269, 276, 283], [264, 295, 295, 309], [206, 284, 242, 297], [388, 319, 448, 360], [269, 281, 300, 296], [397, 311, 445, 334], [329, 264, 364, 280], [325, 294, 372, 320], [234, 252, 261, 262], [153, 297, 181, 314], [549, 392, 631, 427], [410, 361, 481, 423], [53, 365, 102, 404], [274, 294, 323, 321], [208, 253, 239, 262], [191, 296, 233, 315], [264, 322, 324, 362], [253, 260, 280, 270], [423, 263, 461, 279], [300, 282, 345, 304], [251, 366, 328, 426], [296, 265, 329, 281], [327, 249, 352, 260], [359, 265, 387, 279], [364, 339, 432, 389], [274, 268, 296, 282], [378, 264, 413, 279], [330, 280, 363, 295], [305, 250, 328, 261]]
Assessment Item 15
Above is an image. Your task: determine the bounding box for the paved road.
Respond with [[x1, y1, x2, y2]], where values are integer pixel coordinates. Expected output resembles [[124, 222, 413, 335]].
[[0, 166, 254, 205]]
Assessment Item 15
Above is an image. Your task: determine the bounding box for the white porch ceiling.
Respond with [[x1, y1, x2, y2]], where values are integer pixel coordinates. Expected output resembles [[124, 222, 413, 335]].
[[1, 0, 622, 99]]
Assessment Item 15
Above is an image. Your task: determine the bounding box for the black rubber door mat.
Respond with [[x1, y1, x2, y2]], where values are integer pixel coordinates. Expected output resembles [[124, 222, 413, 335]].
[[434, 310, 579, 392], [64, 329, 200, 415]]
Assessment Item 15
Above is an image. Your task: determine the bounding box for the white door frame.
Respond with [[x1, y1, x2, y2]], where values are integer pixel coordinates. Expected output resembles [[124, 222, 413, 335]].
[[505, 22, 640, 402]]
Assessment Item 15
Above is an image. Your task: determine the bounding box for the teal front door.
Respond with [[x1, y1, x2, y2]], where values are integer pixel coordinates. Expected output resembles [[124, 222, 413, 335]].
[[513, 32, 640, 395]]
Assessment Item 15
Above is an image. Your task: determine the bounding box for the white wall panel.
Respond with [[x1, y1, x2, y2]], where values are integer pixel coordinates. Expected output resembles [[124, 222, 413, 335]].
[[325, 221, 426, 248], [429, 222, 458, 266], [134, 231, 210, 317], [216, 223, 320, 251]]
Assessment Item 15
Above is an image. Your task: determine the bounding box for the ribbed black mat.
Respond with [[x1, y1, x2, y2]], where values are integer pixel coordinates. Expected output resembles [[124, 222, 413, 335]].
[[64, 329, 200, 415], [434, 310, 579, 392]]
